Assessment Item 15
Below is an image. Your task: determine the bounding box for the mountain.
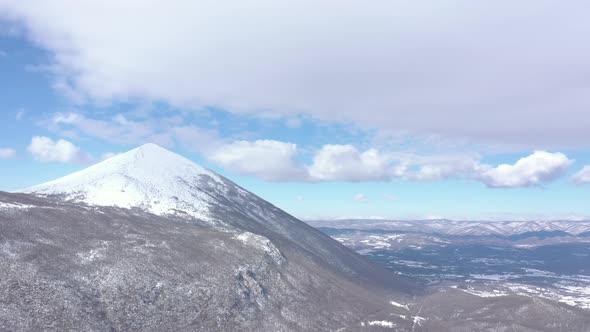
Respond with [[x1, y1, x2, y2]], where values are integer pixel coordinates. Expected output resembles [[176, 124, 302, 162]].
[[21, 144, 399, 285], [1, 144, 589, 331], [309, 218, 590, 237], [3, 144, 414, 331]]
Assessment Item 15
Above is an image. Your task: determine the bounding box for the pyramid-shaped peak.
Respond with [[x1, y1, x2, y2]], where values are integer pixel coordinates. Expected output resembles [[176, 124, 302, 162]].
[[21, 144, 224, 220], [133, 142, 171, 154], [114, 143, 190, 163]]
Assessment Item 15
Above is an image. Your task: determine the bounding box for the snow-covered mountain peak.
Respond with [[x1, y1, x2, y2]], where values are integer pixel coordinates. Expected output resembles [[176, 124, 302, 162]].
[[21, 143, 224, 221]]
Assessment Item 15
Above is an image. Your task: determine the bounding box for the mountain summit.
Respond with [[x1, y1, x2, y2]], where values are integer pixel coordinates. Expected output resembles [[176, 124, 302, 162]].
[[23, 143, 220, 221]]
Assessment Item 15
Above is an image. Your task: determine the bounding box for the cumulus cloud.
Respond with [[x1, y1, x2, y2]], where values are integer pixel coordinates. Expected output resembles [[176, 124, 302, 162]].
[[308, 145, 390, 182], [0, 148, 16, 159], [478, 151, 573, 188], [27, 136, 92, 163], [3, 1, 590, 148], [207, 141, 573, 188], [207, 140, 307, 182], [572, 166, 590, 185], [353, 194, 368, 203]]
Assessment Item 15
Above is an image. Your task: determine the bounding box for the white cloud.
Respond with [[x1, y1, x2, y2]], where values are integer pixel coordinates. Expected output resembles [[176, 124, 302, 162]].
[[0, 148, 16, 159], [295, 195, 305, 201], [478, 151, 573, 188], [383, 194, 396, 202], [353, 194, 368, 203], [572, 166, 590, 185], [207, 140, 307, 182], [49, 112, 174, 147], [208, 141, 572, 188], [172, 126, 223, 154], [3, 1, 590, 148], [308, 145, 390, 182], [27, 136, 92, 163], [15, 108, 25, 120], [402, 158, 483, 182]]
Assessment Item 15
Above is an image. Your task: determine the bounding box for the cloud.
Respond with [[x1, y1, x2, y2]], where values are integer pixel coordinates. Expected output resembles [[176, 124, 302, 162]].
[[402, 158, 483, 182], [478, 151, 573, 188], [15, 108, 25, 120], [308, 145, 390, 182], [27, 136, 92, 163], [0, 148, 16, 159], [353, 194, 368, 203], [383, 194, 396, 202], [295, 195, 305, 201], [172, 126, 223, 154], [207, 141, 573, 188], [3, 1, 590, 148], [207, 140, 307, 182], [50, 112, 175, 147], [572, 166, 590, 185]]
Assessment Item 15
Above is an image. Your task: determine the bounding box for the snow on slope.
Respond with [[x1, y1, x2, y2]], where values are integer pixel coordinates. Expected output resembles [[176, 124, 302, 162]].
[[20, 143, 224, 221]]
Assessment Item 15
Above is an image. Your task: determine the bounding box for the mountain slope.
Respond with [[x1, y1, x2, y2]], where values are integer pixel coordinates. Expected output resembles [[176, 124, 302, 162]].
[[0, 192, 401, 331]]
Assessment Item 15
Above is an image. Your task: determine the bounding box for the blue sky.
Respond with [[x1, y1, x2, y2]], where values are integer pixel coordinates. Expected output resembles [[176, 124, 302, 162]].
[[1, 1, 590, 220]]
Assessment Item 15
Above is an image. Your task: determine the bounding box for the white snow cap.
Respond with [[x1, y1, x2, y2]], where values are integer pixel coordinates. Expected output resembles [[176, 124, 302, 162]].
[[22, 143, 224, 221]]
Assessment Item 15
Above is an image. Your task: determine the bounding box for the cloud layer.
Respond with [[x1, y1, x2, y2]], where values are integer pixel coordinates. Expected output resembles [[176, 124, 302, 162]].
[[2, 1, 590, 148]]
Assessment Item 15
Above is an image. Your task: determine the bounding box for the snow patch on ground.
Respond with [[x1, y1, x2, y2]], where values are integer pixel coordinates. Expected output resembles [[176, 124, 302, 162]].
[[412, 315, 426, 327], [469, 273, 517, 281], [460, 287, 509, 298], [389, 300, 409, 310], [233, 232, 285, 265], [0, 202, 33, 211], [366, 320, 396, 328]]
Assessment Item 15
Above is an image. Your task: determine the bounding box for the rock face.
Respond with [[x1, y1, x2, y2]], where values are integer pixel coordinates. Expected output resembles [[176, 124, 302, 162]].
[[2, 144, 589, 331]]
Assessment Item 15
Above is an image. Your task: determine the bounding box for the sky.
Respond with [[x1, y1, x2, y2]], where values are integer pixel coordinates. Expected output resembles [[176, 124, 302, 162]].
[[1, 1, 590, 220]]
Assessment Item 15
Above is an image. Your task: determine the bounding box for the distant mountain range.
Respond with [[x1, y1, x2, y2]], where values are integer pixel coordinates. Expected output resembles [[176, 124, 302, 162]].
[[1, 144, 588, 331], [309, 218, 590, 237]]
